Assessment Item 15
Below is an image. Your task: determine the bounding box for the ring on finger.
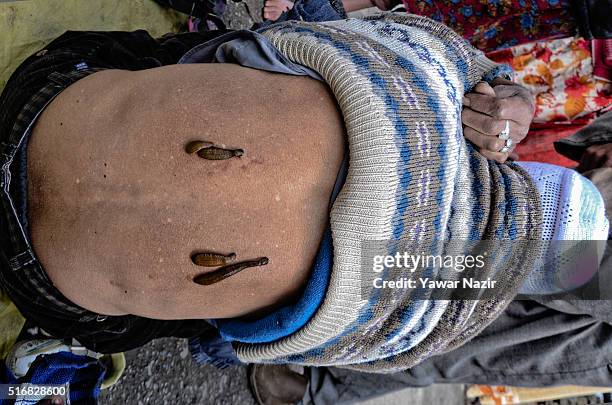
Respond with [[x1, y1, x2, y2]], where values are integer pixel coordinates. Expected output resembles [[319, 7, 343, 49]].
[[499, 137, 514, 153], [497, 120, 510, 140]]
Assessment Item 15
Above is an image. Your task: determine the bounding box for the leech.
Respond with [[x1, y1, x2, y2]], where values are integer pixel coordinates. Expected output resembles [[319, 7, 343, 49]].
[[185, 140, 214, 154], [193, 257, 269, 285], [196, 146, 244, 160], [191, 251, 237, 267]]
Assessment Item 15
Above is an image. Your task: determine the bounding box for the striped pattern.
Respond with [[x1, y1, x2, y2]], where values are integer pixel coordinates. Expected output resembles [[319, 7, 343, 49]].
[[236, 14, 542, 372], [0, 70, 103, 322]]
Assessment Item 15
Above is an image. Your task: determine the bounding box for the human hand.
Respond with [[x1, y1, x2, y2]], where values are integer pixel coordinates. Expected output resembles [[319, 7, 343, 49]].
[[577, 143, 612, 172], [462, 79, 535, 163], [263, 0, 294, 21]]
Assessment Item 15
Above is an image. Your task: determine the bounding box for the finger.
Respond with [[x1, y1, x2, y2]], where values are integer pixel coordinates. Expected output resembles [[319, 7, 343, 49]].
[[479, 148, 509, 163], [263, 11, 282, 20], [276, 0, 293, 10], [263, 6, 283, 15], [265, 0, 288, 6], [463, 94, 526, 122], [472, 81, 496, 96], [490, 77, 515, 87], [493, 84, 536, 112], [593, 145, 612, 167], [508, 151, 520, 162], [463, 107, 530, 145], [461, 107, 507, 135], [463, 126, 506, 152]]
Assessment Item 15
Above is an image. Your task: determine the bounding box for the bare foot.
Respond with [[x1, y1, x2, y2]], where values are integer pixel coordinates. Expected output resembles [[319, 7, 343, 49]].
[[263, 0, 294, 21]]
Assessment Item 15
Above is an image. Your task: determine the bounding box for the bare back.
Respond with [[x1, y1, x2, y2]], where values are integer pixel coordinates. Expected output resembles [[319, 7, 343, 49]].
[[27, 64, 345, 320]]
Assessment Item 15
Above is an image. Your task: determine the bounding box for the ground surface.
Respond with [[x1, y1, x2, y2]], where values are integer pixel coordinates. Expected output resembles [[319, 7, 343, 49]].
[[101, 339, 255, 405], [99, 339, 465, 405]]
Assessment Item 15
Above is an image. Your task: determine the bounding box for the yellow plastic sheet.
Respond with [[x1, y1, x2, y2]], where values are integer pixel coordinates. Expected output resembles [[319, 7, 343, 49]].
[[0, 289, 25, 360], [0, 0, 186, 89]]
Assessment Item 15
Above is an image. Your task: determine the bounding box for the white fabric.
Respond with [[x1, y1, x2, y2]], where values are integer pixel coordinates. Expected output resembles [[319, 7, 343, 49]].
[[517, 162, 609, 294], [517, 162, 608, 241]]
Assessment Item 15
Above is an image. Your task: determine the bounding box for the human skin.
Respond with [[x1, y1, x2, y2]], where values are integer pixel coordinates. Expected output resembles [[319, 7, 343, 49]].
[[27, 63, 533, 322], [262, 0, 391, 20], [27, 64, 346, 320], [462, 78, 535, 163], [263, 0, 294, 20]]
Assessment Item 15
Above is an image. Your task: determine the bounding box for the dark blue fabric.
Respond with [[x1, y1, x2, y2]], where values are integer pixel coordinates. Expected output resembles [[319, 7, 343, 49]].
[[188, 331, 243, 368], [212, 227, 334, 343], [254, 0, 344, 30], [285, 0, 344, 24], [1, 351, 106, 405]]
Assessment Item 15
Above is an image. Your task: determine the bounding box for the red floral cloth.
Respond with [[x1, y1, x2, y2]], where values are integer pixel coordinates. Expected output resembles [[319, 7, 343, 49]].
[[488, 37, 611, 123], [487, 37, 612, 166], [397, 2, 611, 166], [401, 0, 576, 53]]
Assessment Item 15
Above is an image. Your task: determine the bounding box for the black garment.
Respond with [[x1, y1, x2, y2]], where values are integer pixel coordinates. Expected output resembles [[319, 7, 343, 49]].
[[0, 29, 230, 354], [152, 0, 226, 19], [572, 0, 612, 39], [555, 110, 612, 162]]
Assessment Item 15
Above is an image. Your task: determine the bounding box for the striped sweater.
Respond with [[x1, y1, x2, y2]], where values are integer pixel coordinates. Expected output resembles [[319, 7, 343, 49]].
[[235, 14, 542, 372]]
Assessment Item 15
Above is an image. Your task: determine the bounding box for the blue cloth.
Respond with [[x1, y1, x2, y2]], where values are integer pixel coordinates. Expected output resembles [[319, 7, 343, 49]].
[[190, 228, 333, 366], [211, 228, 334, 343], [188, 331, 243, 369], [1, 352, 106, 405], [178, 30, 323, 80], [254, 0, 345, 30]]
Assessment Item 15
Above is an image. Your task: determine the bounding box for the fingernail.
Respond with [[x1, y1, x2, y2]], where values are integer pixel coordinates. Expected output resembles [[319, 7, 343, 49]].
[[462, 97, 470, 107]]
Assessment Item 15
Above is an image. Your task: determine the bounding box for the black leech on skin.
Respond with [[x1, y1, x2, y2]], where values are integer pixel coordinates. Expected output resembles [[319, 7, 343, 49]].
[[185, 140, 214, 154], [193, 257, 269, 285], [196, 146, 244, 160], [184, 140, 243, 160], [191, 251, 237, 267]]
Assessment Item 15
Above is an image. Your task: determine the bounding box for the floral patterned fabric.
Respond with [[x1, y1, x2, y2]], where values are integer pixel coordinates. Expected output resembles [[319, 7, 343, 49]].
[[397, 1, 610, 166], [401, 0, 576, 53], [466, 384, 612, 404], [487, 37, 612, 166], [487, 37, 611, 123]]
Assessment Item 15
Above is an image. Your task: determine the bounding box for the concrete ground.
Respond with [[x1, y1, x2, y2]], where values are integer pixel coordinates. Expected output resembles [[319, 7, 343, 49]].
[[100, 3, 467, 404], [101, 339, 255, 405], [99, 338, 465, 405]]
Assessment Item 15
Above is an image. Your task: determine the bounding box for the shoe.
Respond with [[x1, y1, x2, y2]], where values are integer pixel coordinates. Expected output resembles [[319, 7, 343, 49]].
[[100, 353, 126, 390], [248, 364, 308, 405]]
